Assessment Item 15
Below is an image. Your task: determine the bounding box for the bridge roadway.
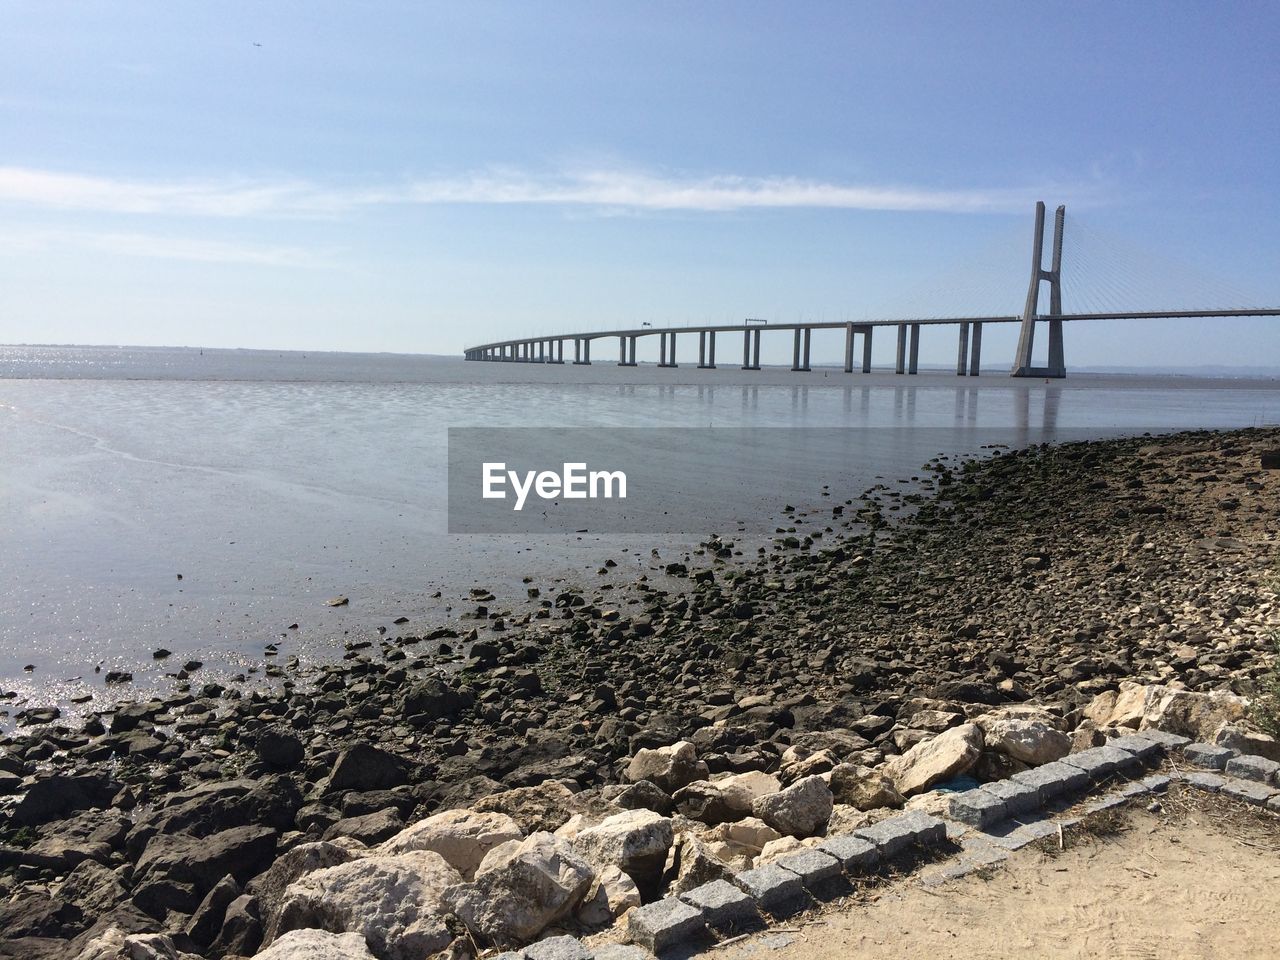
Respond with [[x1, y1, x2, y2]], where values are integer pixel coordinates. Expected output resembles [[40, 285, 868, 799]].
[[462, 308, 1280, 377]]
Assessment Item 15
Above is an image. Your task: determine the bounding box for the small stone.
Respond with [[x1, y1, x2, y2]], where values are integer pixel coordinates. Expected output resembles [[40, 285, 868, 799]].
[[1183, 742, 1233, 770]]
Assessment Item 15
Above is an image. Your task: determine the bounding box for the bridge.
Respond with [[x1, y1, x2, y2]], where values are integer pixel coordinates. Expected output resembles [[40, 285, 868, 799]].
[[463, 202, 1280, 377]]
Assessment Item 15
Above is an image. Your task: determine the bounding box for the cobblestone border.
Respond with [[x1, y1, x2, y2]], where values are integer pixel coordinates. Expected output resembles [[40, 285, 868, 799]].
[[493, 730, 1280, 959]]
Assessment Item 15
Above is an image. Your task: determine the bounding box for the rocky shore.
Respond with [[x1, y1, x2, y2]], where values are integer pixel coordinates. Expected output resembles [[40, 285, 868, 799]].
[[1, 426, 1277, 960]]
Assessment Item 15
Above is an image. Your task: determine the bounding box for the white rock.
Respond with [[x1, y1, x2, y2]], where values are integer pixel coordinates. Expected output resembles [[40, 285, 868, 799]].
[[881, 722, 983, 797], [750, 775, 833, 838], [573, 809, 673, 892], [624, 741, 708, 792], [273, 851, 460, 960], [575, 864, 641, 928], [828, 764, 904, 811], [1084, 682, 1249, 741], [253, 929, 377, 959], [976, 709, 1070, 766], [445, 831, 595, 942], [379, 808, 522, 880], [672, 770, 779, 824], [754, 836, 805, 865]]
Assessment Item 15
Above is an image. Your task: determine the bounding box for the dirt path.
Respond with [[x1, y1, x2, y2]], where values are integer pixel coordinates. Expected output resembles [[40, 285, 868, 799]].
[[718, 804, 1280, 960]]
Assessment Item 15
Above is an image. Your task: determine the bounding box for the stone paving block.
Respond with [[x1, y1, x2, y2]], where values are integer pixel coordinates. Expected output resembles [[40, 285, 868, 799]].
[[980, 778, 1042, 817], [731, 864, 808, 915], [943, 819, 970, 842], [1106, 734, 1163, 763], [958, 836, 1012, 867], [1140, 773, 1172, 793], [897, 809, 947, 845], [1183, 742, 1233, 770], [815, 834, 879, 872], [971, 818, 1057, 852], [679, 878, 760, 929], [1268, 795, 1280, 814], [1083, 793, 1134, 815], [947, 788, 1007, 828], [594, 947, 656, 960], [526, 936, 591, 960], [1132, 729, 1190, 750], [854, 814, 922, 857], [1182, 771, 1226, 793], [1224, 754, 1280, 785], [1220, 777, 1278, 807], [774, 848, 843, 888], [492, 953, 526, 960], [1010, 761, 1089, 803], [1059, 745, 1138, 779], [626, 897, 707, 953]]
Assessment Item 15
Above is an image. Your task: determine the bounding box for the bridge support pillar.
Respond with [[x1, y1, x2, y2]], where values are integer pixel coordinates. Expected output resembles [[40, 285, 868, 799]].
[[1012, 201, 1067, 378], [862, 327, 873, 373], [908, 323, 920, 374], [669, 331, 677, 367], [969, 322, 982, 376], [800, 329, 811, 371], [742, 329, 760, 370], [956, 322, 970, 375], [895, 323, 907, 374], [843, 322, 855, 373], [619, 336, 628, 366], [791, 329, 802, 371], [698, 331, 716, 368], [707, 331, 716, 368]]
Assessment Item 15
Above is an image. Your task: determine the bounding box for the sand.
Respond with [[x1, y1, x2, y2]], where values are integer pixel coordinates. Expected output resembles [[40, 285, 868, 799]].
[[718, 802, 1280, 960]]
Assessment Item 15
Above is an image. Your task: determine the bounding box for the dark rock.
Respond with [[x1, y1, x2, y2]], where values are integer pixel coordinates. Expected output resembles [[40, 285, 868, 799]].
[[255, 729, 305, 771], [327, 743, 411, 793]]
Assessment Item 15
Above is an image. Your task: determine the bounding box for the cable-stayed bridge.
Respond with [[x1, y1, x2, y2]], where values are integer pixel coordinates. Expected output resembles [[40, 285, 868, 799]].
[[462, 202, 1279, 377]]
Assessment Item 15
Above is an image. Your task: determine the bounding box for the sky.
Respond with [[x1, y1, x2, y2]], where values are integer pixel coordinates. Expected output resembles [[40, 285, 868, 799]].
[[2, 1, 1279, 368]]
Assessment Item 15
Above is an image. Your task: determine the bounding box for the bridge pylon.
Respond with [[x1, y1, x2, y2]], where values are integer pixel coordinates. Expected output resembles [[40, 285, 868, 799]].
[[1011, 201, 1066, 378]]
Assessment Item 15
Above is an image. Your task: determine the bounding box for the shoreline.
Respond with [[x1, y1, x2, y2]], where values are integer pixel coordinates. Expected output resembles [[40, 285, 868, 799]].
[[0, 424, 1277, 958]]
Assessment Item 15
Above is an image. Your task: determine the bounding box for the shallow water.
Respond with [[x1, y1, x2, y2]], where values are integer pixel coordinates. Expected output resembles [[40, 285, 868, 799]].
[[2, 345, 1278, 698]]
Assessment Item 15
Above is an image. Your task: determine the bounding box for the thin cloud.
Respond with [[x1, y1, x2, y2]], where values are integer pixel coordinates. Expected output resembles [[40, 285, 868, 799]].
[[0, 165, 1072, 218], [0, 226, 323, 267]]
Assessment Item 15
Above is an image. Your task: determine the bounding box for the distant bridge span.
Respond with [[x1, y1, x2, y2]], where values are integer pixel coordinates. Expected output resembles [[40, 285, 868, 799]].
[[462, 203, 1280, 377]]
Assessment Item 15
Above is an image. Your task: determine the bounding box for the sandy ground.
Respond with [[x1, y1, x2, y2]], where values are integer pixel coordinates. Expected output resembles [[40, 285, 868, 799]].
[[717, 799, 1280, 960]]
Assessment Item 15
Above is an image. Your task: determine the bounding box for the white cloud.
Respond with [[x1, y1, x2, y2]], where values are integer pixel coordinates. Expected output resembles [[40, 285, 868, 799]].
[[0, 165, 1063, 218], [0, 226, 322, 267]]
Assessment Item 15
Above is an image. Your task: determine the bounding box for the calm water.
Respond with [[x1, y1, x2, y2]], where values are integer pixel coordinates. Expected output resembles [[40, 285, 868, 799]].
[[2, 345, 1278, 703]]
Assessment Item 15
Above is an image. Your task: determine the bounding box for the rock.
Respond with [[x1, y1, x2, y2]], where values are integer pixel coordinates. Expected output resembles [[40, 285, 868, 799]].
[[829, 764, 904, 811], [750, 775, 833, 838], [777, 749, 837, 785], [624, 742, 708, 793], [401, 678, 475, 722], [671, 771, 779, 824], [183, 874, 241, 948], [575, 864, 641, 928], [322, 808, 405, 846], [273, 851, 460, 960], [1083, 682, 1249, 741], [754, 836, 806, 865], [256, 730, 305, 770], [472, 781, 581, 834], [1211, 722, 1280, 762], [379, 808, 523, 880], [976, 708, 1070, 766], [881, 722, 983, 797], [11, 774, 118, 827], [444, 832, 594, 943], [253, 928, 378, 959], [606, 780, 673, 815], [247, 841, 358, 944], [208, 893, 263, 957], [327, 744, 411, 793], [59, 860, 130, 918], [119, 933, 203, 960], [132, 825, 277, 916], [663, 833, 735, 897], [573, 809, 673, 896]]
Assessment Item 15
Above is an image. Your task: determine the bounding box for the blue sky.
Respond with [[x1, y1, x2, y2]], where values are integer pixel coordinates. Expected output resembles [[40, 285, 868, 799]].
[[2, 1, 1278, 367]]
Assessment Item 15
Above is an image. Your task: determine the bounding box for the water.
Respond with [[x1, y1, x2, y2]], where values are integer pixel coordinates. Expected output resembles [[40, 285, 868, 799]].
[[2, 345, 1278, 703]]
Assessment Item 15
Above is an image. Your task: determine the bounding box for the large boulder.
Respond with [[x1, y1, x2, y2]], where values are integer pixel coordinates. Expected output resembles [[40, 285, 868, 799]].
[[975, 708, 1070, 766], [327, 745, 411, 794], [575, 865, 641, 929], [472, 782, 580, 834], [572, 809, 673, 896], [624, 742, 708, 793], [663, 833, 736, 897], [10, 774, 118, 828], [247, 841, 359, 944], [273, 851, 460, 960], [253, 928, 377, 959], [750, 775, 833, 838], [444, 832, 594, 943], [1083, 682, 1249, 741], [881, 722, 983, 797], [401, 678, 475, 722], [379, 808, 522, 880], [132, 826, 278, 916], [829, 764, 904, 811], [672, 771, 779, 824], [1212, 722, 1280, 762]]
